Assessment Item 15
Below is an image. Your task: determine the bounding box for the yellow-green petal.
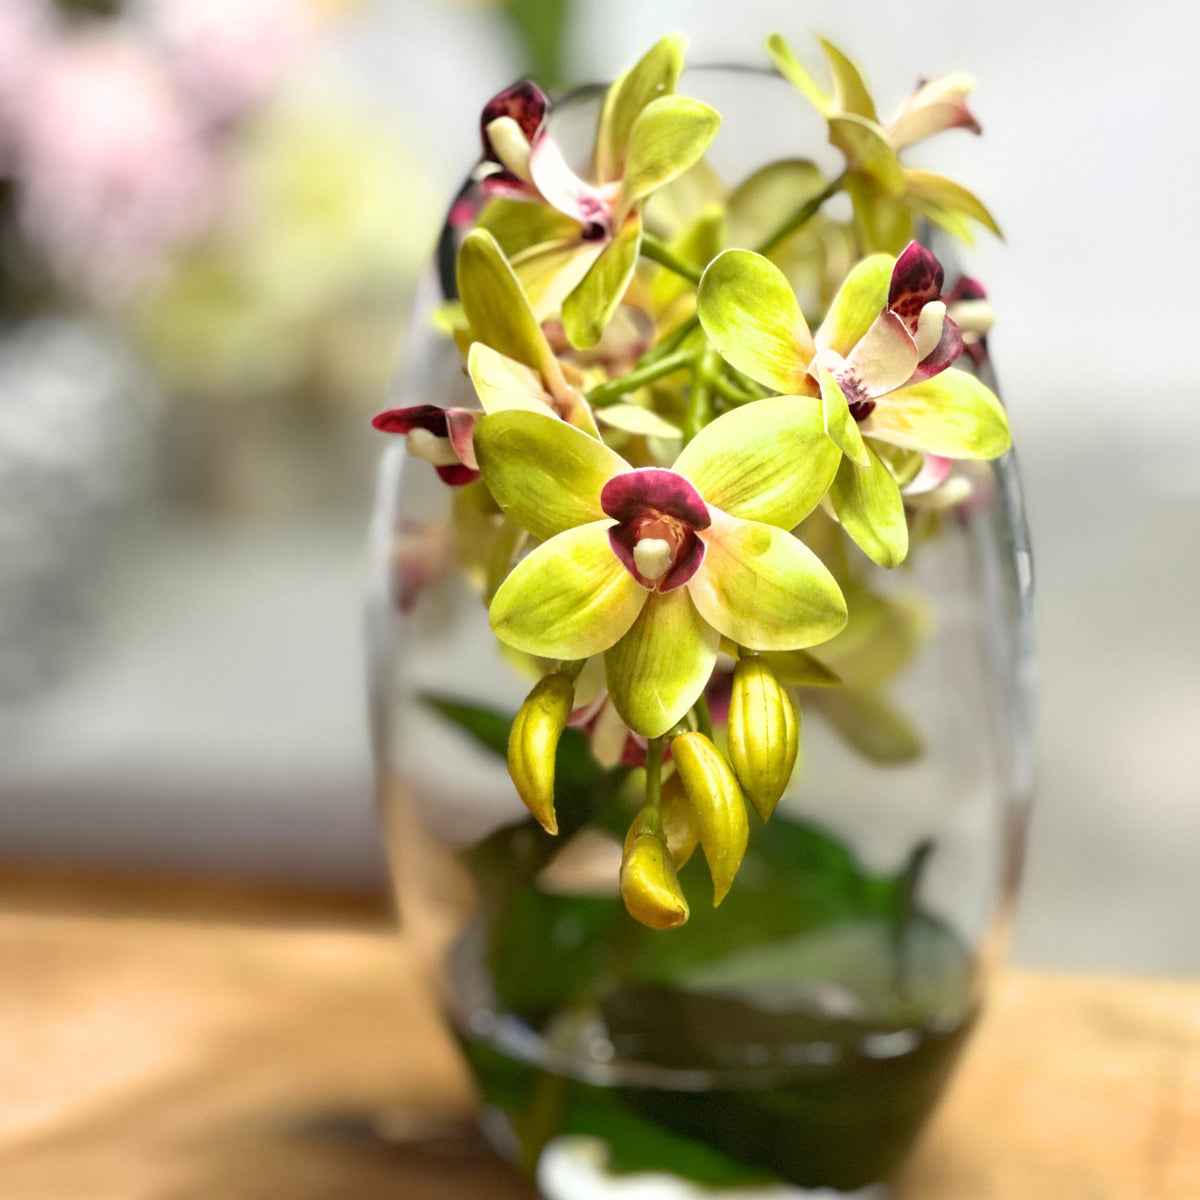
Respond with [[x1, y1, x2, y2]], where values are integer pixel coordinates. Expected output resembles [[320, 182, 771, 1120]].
[[621, 96, 721, 206], [605, 588, 719, 738], [688, 510, 847, 651], [726, 159, 826, 249], [815, 252, 893, 357], [766, 32, 831, 116], [815, 364, 869, 465], [903, 169, 1002, 238], [475, 198, 583, 259], [818, 37, 877, 121], [511, 237, 602, 320], [457, 229, 556, 378], [468, 342, 551, 415], [829, 442, 909, 568], [595, 36, 685, 182], [828, 114, 904, 193], [673, 395, 839, 528], [697, 249, 814, 393], [473, 409, 626, 540], [862, 369, 1012, 459], [490, 521, 646, 659], [562, 213, 642, 350]]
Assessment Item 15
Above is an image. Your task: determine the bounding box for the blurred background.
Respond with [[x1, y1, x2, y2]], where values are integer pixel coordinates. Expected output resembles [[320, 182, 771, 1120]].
[[0, 0, 1195, 975]]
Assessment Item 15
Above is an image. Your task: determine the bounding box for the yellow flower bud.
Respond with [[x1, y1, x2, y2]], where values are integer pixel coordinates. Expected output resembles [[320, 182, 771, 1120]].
[[623, 771, 700, 870], [620, 826, 690, 930], [507, 673, 575, 834], [727, 656, 800, 821], [670, 731, 748, 906]]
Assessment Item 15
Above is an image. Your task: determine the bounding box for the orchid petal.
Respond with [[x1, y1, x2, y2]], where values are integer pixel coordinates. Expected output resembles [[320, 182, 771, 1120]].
[[888, 242, 945, 331], [830, 442, 909, 568], [902, 169, 1002, 238], [490, 521, 646, 659], [511, 238, 602, 319], [766, 33, 832, 116], [562, 213, 642, 349], [689, 510, 846, 650], [828, 115, 904, 193], [887, 72, 979, 149], [621, 96, 721, 205], [595, 403, 682, 440], [605, 588, 719, 737], [726, 159, 826, 249], [528, 133, 613, 233], [818, 37, 877, 121], [861, 368, 1011, 459], [697, 250, 814, 393], [468, 343, 552, 415], [758, 648, 841, 687], [909, 314, 963, 383], [457, 230, 556, 379], [845, 176, 914, 255], [815, 364, 869, 466], [673, 396, 839, 528], [815, 689, 922, 763], [445, 410, 480, 471], [814, 253, 893, 357], [843, 310, 919, 398], [596, 36, 685, 182], [473, 409, 627, 540], [476, 196, 583, 258]]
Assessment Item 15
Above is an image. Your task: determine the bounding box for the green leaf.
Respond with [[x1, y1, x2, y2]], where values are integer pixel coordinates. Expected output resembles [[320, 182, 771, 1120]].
[[621, 96, 721, 205], [420, 694, 511, 757], [815, 252, 892, 357], [604, 589, 719, 738], [696, 249, 814, 393], [829, 441, 909, 568], [595, 36, 685, 182], [473, 408, 625, 541], [562, 214, 642, 350], [814, 364, 869, 465], [766, 32, 831, 116], [688, 510, 847, 651], [490, 521, 647, 659], [457, 229, 556, 377], [863, 368, 1012, 459], [819, 37, 877, 120], [903, 168, 1002, 237], [674, 396, 840, 529], [828, 115, 904, 193]]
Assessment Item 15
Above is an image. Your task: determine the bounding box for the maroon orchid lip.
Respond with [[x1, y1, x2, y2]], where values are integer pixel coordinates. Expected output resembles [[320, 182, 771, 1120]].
[[371, 404, 481, 486], [601, 469, 709, 592], [372, 403, 448, 437], [480, 81, 548, 159], [888, 242, 945, 334]]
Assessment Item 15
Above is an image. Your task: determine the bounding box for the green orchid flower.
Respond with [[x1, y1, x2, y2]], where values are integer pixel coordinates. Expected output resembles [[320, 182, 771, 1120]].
[[475, 37, 721, 349], [766, 33, 999, 253], [697, 240, 1011, 567], [472, 401, 846, 739]]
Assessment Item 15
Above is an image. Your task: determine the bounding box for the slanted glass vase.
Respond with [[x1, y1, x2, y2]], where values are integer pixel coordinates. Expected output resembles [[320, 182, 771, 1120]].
[[367, 66, 1034, 1200]]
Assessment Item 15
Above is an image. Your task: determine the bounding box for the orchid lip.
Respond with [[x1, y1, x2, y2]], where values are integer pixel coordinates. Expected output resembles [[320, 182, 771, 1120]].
[[480, 80, 547, 160], [601, 469, 710, 528]]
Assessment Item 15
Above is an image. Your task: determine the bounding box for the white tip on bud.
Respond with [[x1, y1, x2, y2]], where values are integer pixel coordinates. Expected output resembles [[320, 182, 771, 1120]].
[[406, 427, 460, 467], [633, 537, 673, 582]]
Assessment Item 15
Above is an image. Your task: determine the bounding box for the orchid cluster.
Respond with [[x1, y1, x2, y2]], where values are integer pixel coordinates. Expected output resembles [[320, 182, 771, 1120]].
[[375, 35, 1012, 931]]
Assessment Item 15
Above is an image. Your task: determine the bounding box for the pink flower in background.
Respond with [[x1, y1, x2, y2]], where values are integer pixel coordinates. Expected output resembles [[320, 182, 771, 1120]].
[[0, 0, 54, 170], [15, 31, 215, 297], [142, 0, 315, 123]]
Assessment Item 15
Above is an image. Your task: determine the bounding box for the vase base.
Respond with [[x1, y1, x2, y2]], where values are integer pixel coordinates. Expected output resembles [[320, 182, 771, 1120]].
[[536, 1135, 889, 1200]]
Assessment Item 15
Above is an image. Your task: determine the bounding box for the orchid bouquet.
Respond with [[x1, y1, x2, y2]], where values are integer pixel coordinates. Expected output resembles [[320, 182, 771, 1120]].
[[374, 34, 1011, 934]]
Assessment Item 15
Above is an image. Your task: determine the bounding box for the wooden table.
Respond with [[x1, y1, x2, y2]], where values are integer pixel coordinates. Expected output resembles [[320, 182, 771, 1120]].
[[1, 868, 1197, 1199]]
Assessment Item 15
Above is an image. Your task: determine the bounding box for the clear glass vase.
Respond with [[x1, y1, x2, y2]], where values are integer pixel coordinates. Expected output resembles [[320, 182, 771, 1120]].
[[367, 66, 1035, 1200]]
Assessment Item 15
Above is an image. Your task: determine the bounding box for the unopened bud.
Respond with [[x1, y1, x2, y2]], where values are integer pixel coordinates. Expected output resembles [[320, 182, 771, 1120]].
[[507, 673, 575, 834], [623, 771, 700, 870], [670, 731, 748, 906], [620, 825, 689, 930], [728, 656, 799, 821]]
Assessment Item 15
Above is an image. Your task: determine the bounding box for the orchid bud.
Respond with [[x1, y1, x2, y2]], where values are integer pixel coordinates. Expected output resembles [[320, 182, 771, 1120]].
[[507, 673, 575, 834], [669, 731, 749, 906], [620, 825, 690, 930], [727, 656, 800, 821], [623, 770, 700, 870]]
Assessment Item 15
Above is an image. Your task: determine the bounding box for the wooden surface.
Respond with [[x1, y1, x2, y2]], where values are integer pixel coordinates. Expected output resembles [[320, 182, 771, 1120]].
[[1, 873, 1197, 1199]]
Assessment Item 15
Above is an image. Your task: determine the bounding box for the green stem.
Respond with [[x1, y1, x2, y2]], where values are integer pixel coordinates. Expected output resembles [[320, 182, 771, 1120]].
[[684, 345, 719, 443], [710, 373, 757, 405], [636, 312, 701, 369], [755, 173, 847, 256], [640, 233, 703, 285], [586, 348, 694, 407], [694, 695, 713, 741], [642, 736, 665, 835]]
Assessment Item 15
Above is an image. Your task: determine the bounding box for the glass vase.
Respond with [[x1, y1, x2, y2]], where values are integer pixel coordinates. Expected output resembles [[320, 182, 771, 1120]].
[[367, 66, 1035, 1199]]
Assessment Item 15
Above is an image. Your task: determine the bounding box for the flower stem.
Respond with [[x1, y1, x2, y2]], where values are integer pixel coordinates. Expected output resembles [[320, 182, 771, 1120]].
[[642, 736, 665, 834], [640, 233, 703, 285], [684, 345, 719, 442], [755, 173, 847, 256], [586, 348, 694, 407], [694, 695, 713, 741]]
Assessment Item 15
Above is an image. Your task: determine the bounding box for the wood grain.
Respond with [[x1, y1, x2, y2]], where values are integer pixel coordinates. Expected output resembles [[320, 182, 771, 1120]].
[[0, 884, 1196, 1198]]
